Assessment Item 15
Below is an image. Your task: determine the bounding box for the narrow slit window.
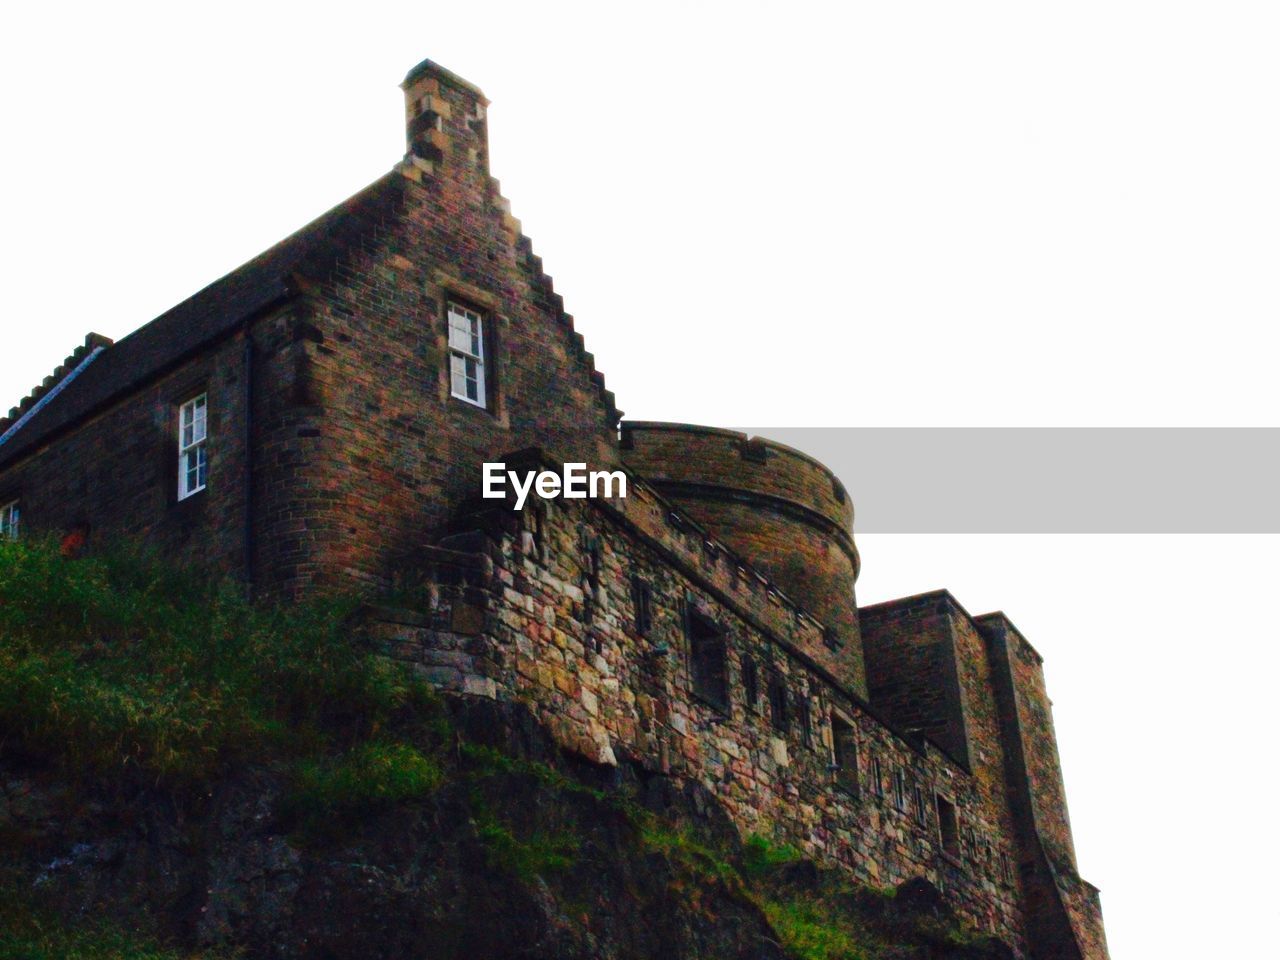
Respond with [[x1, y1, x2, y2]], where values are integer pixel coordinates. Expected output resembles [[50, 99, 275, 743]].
[[448, 301, 487, 407], [892, 769, 907, 812], [631, 575, 653, 636], [768, 674, 789, 733], [177, 394, 208, 500], [686, 607, 728, 712], [936, 795, 959, 856], [742, 658, 759, 711], [913, 785, 927, 825], [871, 756, 884, 797], [831, 715, 858, 796], [0, 500, 19, 540], [798, 692, 813, 746]]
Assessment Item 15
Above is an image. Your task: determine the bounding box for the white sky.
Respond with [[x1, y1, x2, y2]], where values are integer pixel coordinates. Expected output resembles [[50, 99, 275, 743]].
[[3, 3, 1278, 956]]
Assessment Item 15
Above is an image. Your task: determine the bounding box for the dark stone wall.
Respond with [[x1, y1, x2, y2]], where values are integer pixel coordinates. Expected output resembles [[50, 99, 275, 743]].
[[0, 330, 255, 577], [860, 593, 970, 766], [0, 307, 344, 597], [620, 423, 864, 698]]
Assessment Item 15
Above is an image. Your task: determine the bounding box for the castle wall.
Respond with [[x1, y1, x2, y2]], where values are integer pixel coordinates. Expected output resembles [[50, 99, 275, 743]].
[[374, 476, 1031, 952], [861, 595, 971, 766], [620, 423, 865, 698], [979, 614, 1109, 960]]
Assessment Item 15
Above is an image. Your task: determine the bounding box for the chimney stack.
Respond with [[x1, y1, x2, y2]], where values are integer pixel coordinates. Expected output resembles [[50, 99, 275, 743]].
[[401, 58, 490, 179]]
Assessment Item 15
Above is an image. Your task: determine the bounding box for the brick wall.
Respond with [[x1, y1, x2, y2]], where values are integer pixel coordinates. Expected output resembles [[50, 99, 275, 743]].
[[266, 64, 622, 594], [0, 330, 254, 575], [0, 307, 339, 594]]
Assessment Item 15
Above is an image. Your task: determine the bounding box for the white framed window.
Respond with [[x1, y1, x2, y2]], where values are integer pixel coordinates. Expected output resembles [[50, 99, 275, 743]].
[[448, 301, 487, 407], [0, 500, 19, 540], [178, 393, 208, 500]]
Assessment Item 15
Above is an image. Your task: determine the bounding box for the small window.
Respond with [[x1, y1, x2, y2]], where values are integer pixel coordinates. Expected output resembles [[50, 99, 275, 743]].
[[742, 658, 759, 711], [631, 575, 653, 636], [686, 607, 728, 712], [768, 673, 789, 733], [797, 692, 813, 746], [448, 301, 487, 407], [177, 394, 208, 500], [831, 715, 858, 795], [871, 756, 884, 797], [892, 769, 907, 812], [936, 795, 959, 857], [1000, 851, 1013, 883], [521, 504, 546, 560], [913, 785, 927, 825], [0, 500, 19, 540]]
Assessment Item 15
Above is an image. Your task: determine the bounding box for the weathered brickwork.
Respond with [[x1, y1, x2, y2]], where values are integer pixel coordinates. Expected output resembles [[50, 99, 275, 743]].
[[0, 57, 1107, 959], [0, 329, 256, 575]]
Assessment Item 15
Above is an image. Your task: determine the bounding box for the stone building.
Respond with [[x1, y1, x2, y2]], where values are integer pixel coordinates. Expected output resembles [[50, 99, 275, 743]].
[[0, 58, 1107, 959]]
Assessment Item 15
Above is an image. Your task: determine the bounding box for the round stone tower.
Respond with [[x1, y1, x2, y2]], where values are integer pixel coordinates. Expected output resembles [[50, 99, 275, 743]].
[[620, 422, 866, 700]]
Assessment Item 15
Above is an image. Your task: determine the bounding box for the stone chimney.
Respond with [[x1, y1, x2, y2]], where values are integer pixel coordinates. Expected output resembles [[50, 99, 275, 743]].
[[401, 58, 490, 180]]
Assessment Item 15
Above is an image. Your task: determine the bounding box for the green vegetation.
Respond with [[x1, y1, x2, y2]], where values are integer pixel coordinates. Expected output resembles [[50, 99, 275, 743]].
[[0, 537, 437, 788], [470, 795, 579, 880], [742, 833, 805, 878], [287, 741, 444, 825], [0, 890, 234, 960], [759, 897, 870, 960]]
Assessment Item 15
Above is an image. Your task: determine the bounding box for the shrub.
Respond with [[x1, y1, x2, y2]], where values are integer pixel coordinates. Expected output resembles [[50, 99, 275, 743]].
[[289, 741, 444, 821], [0, 538, 434, 787], [743, 833, 805, 878]]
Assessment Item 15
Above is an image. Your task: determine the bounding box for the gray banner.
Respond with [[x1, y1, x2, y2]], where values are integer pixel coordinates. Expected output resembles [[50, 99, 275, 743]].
[[744, 428, 1280, 533]]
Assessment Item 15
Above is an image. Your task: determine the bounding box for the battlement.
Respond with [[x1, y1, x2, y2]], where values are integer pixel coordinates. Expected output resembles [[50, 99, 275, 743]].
[[621, 422, 854, 535]]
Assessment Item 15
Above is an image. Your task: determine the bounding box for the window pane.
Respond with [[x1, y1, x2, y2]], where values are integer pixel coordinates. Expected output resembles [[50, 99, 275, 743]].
[[450, 353, 468, 395], [448, 304, 482, 358], [449, 317, 473, 353], [472, 355, 486, 405]]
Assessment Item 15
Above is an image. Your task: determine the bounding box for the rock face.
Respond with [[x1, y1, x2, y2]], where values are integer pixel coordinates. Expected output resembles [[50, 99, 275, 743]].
[[1, 697, 1012, 960]]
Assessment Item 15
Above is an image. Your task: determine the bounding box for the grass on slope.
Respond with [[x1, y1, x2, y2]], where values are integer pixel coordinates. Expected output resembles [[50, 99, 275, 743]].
[[0, 537, 439, 795]]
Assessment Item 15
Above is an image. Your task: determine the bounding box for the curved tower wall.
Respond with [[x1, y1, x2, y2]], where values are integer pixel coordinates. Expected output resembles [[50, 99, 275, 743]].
[[621, 422, 866, 699]]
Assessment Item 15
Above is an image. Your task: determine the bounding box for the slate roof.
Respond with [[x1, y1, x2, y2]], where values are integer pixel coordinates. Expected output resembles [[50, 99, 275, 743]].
[[0, 171, 406, 469]]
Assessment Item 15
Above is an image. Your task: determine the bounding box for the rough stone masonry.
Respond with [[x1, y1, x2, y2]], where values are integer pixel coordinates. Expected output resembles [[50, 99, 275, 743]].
[[0, 57, 1107, 960]]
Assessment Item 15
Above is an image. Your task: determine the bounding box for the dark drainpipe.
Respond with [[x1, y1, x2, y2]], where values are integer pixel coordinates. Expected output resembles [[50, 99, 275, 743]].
[[242, 323, 255, 600]]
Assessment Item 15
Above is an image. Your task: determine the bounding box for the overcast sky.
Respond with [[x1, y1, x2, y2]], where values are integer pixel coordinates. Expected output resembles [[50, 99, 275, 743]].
[[3, 3, 1279, 956]]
